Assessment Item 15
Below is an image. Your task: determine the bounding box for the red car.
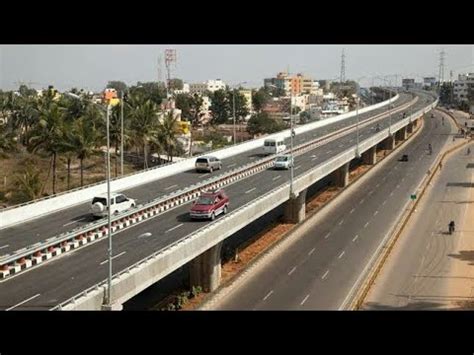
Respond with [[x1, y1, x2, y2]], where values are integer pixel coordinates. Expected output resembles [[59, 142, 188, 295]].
[[190, 189, 229, 220]]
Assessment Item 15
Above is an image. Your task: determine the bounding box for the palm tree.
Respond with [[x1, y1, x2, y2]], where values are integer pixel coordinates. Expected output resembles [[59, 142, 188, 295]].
[[129, 98, 159, 169], [14, 164, 42, 202], [0, 125, 17, 158], [28, 103, 65, 195], [155, 112, 180, 162], [68, 116, 100, 187]]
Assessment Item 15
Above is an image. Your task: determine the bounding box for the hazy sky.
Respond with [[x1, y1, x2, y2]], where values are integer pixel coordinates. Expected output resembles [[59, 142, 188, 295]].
[[1, 45, 473, 92]]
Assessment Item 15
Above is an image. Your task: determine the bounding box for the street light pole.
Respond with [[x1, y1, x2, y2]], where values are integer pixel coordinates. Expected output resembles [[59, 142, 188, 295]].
[[289, 87, 294, 198], [120, 91, 124, 176], [105, 104, 113, 307], [233, 89, 236, 145]]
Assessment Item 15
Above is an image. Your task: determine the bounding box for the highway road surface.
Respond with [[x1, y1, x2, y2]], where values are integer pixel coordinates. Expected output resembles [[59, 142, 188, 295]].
[[210, 110, 452, 310], [0, 94, 412, 256], [363, 138, 474, 310], [0, 92, 432, 310]]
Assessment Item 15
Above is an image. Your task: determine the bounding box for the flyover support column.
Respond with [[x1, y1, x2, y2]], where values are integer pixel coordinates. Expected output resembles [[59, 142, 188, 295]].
[[407, 122, 413, 134], [283, 188, 307, 224], [362, 146, 377, 165], [396, 126, 407, 141], [331, 162, 349, 188], [189, 242, 223, 292], [383, 135, 395, 150]]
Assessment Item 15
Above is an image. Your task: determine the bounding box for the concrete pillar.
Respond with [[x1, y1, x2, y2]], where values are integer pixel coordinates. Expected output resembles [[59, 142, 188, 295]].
[[331, 162, 349, 188], [283, 188, 307, 223], [362, 146, 377, 165], [407, 123, 413, 134], [398, 126, 407, 140], [189, 242, 223, 292], [383, 135, 395, 150]]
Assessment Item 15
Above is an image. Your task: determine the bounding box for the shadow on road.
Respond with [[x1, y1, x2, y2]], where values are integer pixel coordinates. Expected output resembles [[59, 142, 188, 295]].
[[447, 250, 474, 266], [446, 182, 474, 188]]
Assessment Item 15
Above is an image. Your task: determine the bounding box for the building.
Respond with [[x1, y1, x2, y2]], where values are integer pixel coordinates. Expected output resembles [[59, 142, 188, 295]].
[[239, 89, 252, 112], [262, 98, 288, 120], [102, 88, 120, 106], [264, 72, 318, 96], [190, 79, 226, 94], [174, 83, 190, 95], [423, 77, 437, 88], [402, 78, 416, 90], [453, 73, 474, 103]]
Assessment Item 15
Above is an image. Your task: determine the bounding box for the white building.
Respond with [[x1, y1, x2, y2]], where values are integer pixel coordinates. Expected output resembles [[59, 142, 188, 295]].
[[453, 73, 474, 103], [190, 79, 227, 94], [174, 83, 190, 95]]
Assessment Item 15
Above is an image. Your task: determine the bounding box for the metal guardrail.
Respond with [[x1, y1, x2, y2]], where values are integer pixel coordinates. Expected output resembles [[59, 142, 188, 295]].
[[0, 90, 400, 213], [50, 96, 430, 310], [1, 96, 419, 277]]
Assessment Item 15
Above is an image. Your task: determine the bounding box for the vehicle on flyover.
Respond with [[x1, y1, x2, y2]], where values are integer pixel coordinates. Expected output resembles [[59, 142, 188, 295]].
[[195, 156, 222, 173], [263, 137, 286, 155], [91, 193, 136, 218], [273, 155, 294, 170], [190, 189, 229, 221]]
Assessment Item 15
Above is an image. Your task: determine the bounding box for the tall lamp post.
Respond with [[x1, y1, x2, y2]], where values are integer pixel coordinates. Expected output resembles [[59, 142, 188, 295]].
[[120, 91, 124, 176], [376, 75, 394, 136], [65, 91, 113, 308]]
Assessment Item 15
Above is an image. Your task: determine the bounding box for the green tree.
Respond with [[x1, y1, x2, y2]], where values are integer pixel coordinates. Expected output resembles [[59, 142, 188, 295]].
[[227, 90, 249, 124], [154, 112, 180, 162], [14, 162, 43, 202], [247, 112, 286, 136], [130, 82, 166, 106], [175, 93, 204, 156], [168, 78, 184, 91], [18, 85, 37, 97], [0, 124, 17, 158], [28, 103, 65, 195], [209, 89, 230, 125], [129, 98, 159, 169], [252, 88, 271, 112], [68, 116, 100, 187], [106, 81, 128, 94]]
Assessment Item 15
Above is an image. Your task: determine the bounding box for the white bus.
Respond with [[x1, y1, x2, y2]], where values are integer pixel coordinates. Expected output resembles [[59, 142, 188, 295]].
[[263, 137, 286, 155]]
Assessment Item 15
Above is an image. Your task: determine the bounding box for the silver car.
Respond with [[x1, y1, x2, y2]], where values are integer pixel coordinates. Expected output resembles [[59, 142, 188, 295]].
[[195, 156, 222, 172], [273, 155, 294, 170]]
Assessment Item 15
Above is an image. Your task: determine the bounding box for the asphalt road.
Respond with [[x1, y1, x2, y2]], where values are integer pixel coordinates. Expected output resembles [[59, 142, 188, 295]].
[[363, 138, 474, 310], [0, 93, 413, 256], [212, 108, 452, 310], [0, 92, 433, 310]]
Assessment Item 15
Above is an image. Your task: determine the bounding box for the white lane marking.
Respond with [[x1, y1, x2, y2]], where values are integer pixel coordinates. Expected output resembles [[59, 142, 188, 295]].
[[308, 248, 316, 256], [164, 184, 178, 191], [263, 290, 274, 301], [6, 293, 41, 311], [322, 270, 329, 280], [376, 183, 380, 188], [227, 163, 236, 168], [199, 173, 211, 178], [374, 210, 379, 216], [137, 232, 152, 239], [382, 200, 387, 206], [364, 221, 370, 228], [390, 192, 394, 197], [288, 266, 297, 276], [360, 199, 365, 204], [272, 175, 281, 181], [338, 251, 345, 259], [165, 223, 184, 234], [295, 165, 301, 170], [0, 244, 10, 250], [352, 235, 359, 242], [396, 184, 400, 189], [327, 150, 332, 153], [350, 208, 355, 214], [382, 176, 386, 181], [324, 232, 331, 239], [312, 156, 318, 161], [100, 251, 126, 265], [245, 187, 257, 194], [300, 294, 310, 305], [63, 217, 87, 227], [368, 190, 374, 195], [339, 144, 344, 148], [338, 219, 344, 226]]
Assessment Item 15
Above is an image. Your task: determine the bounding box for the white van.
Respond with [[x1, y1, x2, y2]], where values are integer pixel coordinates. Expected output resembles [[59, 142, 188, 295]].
[[263, 137, 286, 155]]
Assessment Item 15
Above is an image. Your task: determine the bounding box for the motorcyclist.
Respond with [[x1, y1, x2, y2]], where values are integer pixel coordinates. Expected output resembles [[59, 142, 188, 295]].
[[449, 221, 455, 234]]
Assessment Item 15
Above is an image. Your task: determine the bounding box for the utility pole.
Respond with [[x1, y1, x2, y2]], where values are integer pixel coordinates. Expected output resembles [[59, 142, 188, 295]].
[[340, 48, 346, 83], [438, 49, 446, 93], [120, 91, 124, 176]]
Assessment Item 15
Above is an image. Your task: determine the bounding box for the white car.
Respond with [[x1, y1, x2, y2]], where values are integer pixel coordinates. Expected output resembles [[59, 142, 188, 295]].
[[91, 193, 136, 218], [273, 155, 294, 170]]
